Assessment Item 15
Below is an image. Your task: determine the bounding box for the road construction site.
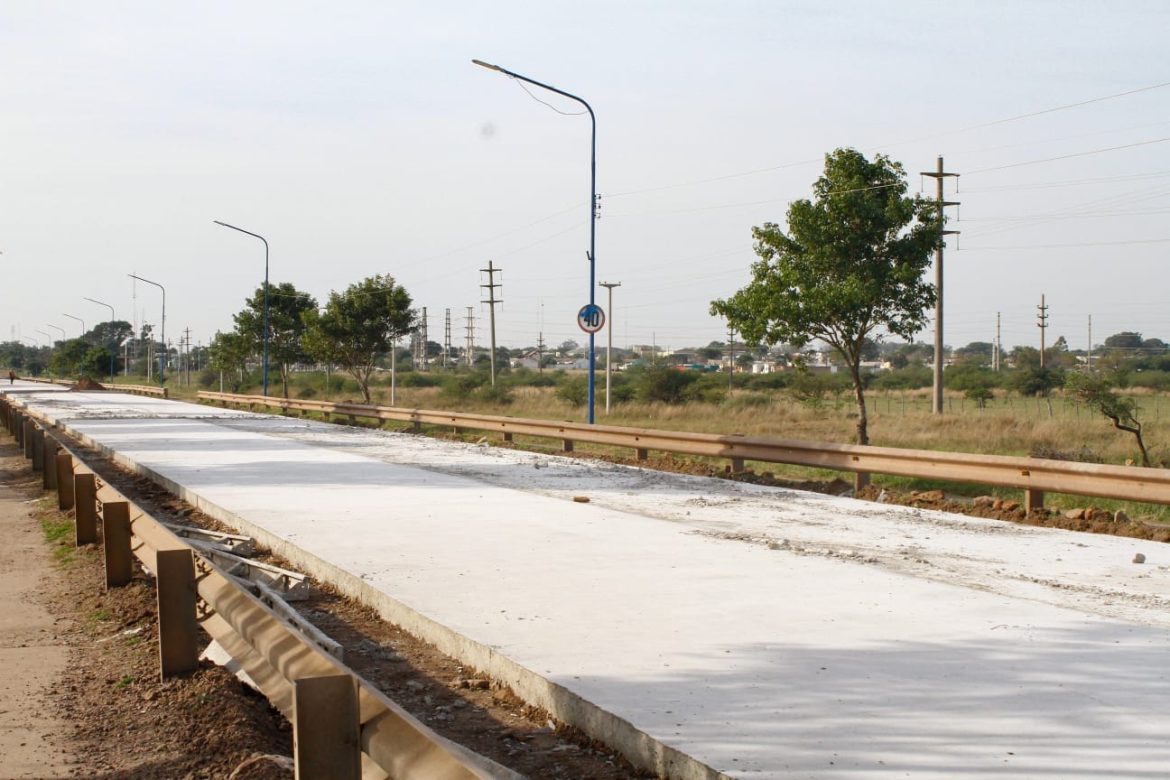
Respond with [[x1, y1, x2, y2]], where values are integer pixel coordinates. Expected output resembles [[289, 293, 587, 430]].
[[5, 382, 1169, 780]]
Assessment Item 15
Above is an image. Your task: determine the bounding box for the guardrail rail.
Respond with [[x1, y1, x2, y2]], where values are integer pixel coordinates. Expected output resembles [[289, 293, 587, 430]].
[[198, 390, 1170, 512]]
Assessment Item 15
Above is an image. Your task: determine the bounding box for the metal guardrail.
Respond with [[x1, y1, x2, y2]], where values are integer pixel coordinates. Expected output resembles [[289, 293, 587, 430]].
[[113, 383, 169, 398], [1, 395, 518, 780], [199, 390, 1170, 510]]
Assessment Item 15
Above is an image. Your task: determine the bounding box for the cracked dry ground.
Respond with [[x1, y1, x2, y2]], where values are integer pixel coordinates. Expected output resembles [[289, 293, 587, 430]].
[[6, 432, 652, 779]]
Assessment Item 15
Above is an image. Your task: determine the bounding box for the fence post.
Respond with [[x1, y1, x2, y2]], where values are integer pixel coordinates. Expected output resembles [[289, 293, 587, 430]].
[[23, 418, 35, 459], [43, 440, 58, 490], [729, 457, 745, 473], [854, 472, 871, 493], [56, 452, 75, 510], [635, 447, 649, 461], [293, 675, 361, 780], [74, 473, 98, 546], [102, 500, 133, 588], [156, 548, 198, 678], [562, 439, 574, 453], [1025, 488, 1044, 514], [30, 425, 44, 472], [12, 410, 22, 447]]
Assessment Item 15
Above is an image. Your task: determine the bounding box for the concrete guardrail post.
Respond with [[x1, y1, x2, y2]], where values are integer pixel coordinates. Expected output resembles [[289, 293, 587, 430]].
[[74, 473, 98, 546], [101, 500, 133, 588], [156, 548, 198, 678], [293, 674, 361, 780]]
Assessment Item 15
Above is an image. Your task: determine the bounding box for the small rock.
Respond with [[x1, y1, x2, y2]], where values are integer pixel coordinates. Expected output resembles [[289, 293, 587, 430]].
[[973, 496, 996, 508], [876, 490, 890, 504], [1064, 508, 1085, 520], [915, 490, 945, 502], [1114, 510, 1131, 524], [992, 499, 1004, 510], [1000, 500, 1020, 512], [572, 496, 590, 503], [405, 680, 425, 691], [1133, 553, 1146, 564]]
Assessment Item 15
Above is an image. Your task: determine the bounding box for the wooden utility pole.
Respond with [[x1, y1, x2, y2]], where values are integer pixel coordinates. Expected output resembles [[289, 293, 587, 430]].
[[1037, 294, 1049, 368], [920, 156, 960, 415], [480, 262, 502, 386]]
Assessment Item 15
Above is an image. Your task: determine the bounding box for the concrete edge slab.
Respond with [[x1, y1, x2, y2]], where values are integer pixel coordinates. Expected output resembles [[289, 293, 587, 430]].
[[52, 415, 728, 780]]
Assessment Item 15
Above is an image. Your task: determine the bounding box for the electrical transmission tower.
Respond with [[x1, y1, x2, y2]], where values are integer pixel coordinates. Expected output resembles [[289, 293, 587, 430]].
[[443, 308, 452, 369], [920, 156, 960, 415], [464, 307, 475, 368], [480, 261, 502, 386]]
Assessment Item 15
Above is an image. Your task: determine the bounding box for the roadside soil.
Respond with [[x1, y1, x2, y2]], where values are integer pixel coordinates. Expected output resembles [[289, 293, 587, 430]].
[[36, 430, 654, 779]]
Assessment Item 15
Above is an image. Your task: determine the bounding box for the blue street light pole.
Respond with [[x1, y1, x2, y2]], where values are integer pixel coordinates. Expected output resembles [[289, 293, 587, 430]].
[[214, 221, 269, 397], [472, 59, 600, 424]]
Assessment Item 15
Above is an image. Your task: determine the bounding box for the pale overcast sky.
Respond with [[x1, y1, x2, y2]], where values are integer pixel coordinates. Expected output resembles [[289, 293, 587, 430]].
[[2, 1, 1167, 355]]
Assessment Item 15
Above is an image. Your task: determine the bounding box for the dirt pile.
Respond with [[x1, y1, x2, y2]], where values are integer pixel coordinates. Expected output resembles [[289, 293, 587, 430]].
[[69, 376, 105, 391]]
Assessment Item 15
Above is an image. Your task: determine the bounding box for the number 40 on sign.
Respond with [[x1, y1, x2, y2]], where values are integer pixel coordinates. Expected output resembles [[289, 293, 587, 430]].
[[577, 303, 605, 334]]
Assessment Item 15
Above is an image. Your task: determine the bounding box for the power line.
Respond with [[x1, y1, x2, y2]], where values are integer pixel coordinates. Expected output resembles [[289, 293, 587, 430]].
[[966, 136, 1170, 175]]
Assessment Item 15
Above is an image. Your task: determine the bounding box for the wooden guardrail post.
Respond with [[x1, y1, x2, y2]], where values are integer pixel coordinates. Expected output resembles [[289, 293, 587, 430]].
[[74, 474, 98, 546], [11, 410, 22, 446], [1025, 488, 1044, 514], [635, 447, 649, 461], [101, 500, 133, 587], [293, 675, 361, 780], [23, 418, 35, 459], [503, 432, 513, 443], [42, 440, 58, 490], [729, 457, 745, 473], [854, 472, 871, 493], [562, 438, 574, 453], [156, 548, 198, 678], [56, 452, 75, 510], [30, 425, 44, 472]]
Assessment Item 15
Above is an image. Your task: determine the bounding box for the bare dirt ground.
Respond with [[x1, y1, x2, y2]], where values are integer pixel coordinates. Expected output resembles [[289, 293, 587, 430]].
[[22, 429, 652, 779]]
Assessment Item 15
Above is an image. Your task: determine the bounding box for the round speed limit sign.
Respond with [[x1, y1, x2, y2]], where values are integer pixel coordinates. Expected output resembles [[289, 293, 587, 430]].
[[577, 303, 606, 334]]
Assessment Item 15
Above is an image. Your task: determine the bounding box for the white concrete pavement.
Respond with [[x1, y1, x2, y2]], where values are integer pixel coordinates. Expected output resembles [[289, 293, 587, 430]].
[[8, 386, 1170, 779]]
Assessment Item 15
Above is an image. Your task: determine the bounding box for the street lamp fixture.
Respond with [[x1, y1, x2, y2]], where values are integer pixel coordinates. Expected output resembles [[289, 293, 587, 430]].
[[45, 324, 66, 340], [128, 274, 166, 386], [213, 220, 270, 397], [62, 313, 85, 336], [84, 297, 117, 382], [35, 330, 52, 344], [472, 58, 600, 423]]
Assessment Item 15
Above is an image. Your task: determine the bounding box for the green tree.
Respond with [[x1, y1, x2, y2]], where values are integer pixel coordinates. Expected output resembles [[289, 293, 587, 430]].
[[208, 330, 252, 390], [1066, 372, 1151, 467], [233, 282, 318, 398], [710, 148, 940, 444], [302, 274, 415, 404]]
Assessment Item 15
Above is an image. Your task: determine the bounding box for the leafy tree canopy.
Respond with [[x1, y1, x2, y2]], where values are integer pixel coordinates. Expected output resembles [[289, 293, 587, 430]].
[[302, 274, 415, 404], [710, 148, 940, 444], [233, 282, 318, 397]]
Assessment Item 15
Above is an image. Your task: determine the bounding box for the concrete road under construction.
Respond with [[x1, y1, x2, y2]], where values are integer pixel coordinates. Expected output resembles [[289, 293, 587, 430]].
[[6, 383, 1170, 780]]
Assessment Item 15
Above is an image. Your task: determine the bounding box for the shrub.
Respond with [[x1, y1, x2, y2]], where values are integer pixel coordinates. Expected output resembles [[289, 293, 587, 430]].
[[636, 367, 700, 404], [398, 371, 440, 388], [474, 384, 513, 405], [555, 376, 588, 407]]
